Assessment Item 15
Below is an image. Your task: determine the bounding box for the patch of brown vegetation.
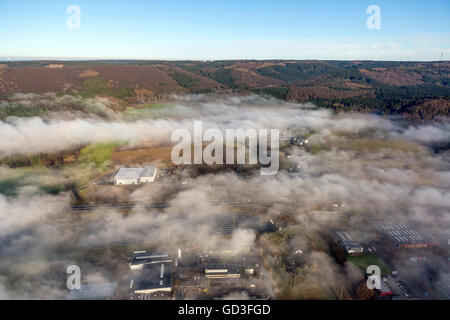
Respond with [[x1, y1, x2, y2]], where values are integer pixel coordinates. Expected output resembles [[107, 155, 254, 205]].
[[360, 68, 424, 86], [92, 65, 182, 92], [232, 69, 284, 88], [0, 67, 86, 95], [340, 80, 372, 89], [111, 145, 174, 167], [81, 184, 135, 203], [79, 69, 99, 78], [0, 65, 184, 97], [403, 98, 450, 123], [163, 65, 223, 90], [134, 87, 156, 104], [44, 64, 64, 69], [0, 78, 18, 94], [228, 61, 285, 70]]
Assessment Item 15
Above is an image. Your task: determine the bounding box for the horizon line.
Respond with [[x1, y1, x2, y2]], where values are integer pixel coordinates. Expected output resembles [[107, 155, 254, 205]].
[[1, 57, 448, 63]]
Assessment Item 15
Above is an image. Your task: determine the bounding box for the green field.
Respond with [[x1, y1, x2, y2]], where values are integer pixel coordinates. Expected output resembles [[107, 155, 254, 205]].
[[0, 142, 124, 197], [347, 254, 392, 275], [77, 142, 122, 168], [308, 143, 329, 155]]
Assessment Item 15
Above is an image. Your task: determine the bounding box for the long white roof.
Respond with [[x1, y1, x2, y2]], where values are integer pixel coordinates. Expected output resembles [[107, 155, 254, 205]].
[[115, 166, 156, 180]]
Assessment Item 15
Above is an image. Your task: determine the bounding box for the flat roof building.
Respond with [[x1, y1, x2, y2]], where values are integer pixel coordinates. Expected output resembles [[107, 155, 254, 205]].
[[114, 166, 157, 185], [129, 251, 171, 270], [375, 224, 437, 248], [205, 264, 241, 279], [335, 230, 364, 255], [130, 263, 172, 294]]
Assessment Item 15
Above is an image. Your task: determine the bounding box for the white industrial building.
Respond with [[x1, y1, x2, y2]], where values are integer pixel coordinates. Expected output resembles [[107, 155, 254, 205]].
[[114, 166, 157, 185], [205, 265, 241, 279], [129, 251, 172, 270]]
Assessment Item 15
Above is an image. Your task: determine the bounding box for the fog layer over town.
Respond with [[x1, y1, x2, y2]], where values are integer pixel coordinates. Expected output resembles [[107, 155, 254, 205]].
[[0, 94, 449, 299]]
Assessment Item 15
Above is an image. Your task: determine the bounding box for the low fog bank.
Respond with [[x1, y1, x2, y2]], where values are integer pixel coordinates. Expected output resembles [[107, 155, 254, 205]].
[[1, 93, 449, 157]]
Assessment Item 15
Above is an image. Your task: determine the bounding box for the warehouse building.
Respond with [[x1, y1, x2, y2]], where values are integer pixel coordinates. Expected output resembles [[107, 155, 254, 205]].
[[335, 230, 364, 255], [374, 224, 437, 248], [129, 251, 171, 270], [130, 263, 172, 294], [114, 166, 157, 185], [205, 265, 241, 279]]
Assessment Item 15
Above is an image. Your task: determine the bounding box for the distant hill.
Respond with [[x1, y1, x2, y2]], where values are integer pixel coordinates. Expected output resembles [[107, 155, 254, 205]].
[[0, 60, 449, 122]]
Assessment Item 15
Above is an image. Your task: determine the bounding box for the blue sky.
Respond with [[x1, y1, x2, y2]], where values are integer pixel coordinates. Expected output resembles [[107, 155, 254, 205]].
[[0, 0, 449, 60]]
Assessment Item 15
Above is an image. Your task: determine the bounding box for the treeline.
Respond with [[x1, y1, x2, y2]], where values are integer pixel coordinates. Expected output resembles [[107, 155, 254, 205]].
[[169, 72, 200, 88], [0, 102, 49, 119], [312, 84, 450, 117], [0, 150, 80, 168], [257, 62, 365, 83]]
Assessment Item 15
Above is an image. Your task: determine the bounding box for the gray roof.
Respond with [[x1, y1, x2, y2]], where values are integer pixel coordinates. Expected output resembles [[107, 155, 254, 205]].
[[335, 230, 363, 250], [130, 251, 171, 266], [141, 166, 157, 178], [375, 224, 436, 245]]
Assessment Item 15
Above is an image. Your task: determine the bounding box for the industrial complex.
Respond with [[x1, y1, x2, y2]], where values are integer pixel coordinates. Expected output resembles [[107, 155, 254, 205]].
[[121, 247, 268, 300]]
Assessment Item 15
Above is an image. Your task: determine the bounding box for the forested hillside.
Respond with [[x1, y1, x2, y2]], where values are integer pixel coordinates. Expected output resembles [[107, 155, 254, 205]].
[[1, 60, 449, 122]]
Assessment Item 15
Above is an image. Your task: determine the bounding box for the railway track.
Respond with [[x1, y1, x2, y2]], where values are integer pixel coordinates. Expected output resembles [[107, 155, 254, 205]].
[[71, 199, 286, 211]]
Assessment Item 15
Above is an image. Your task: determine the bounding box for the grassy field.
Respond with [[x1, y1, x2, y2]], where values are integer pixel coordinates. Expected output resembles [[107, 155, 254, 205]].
[[347, 254, 392, 275], [308, 143, 329, 155], [77, 142, 123, 169], [0, 141, 128, 199]]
